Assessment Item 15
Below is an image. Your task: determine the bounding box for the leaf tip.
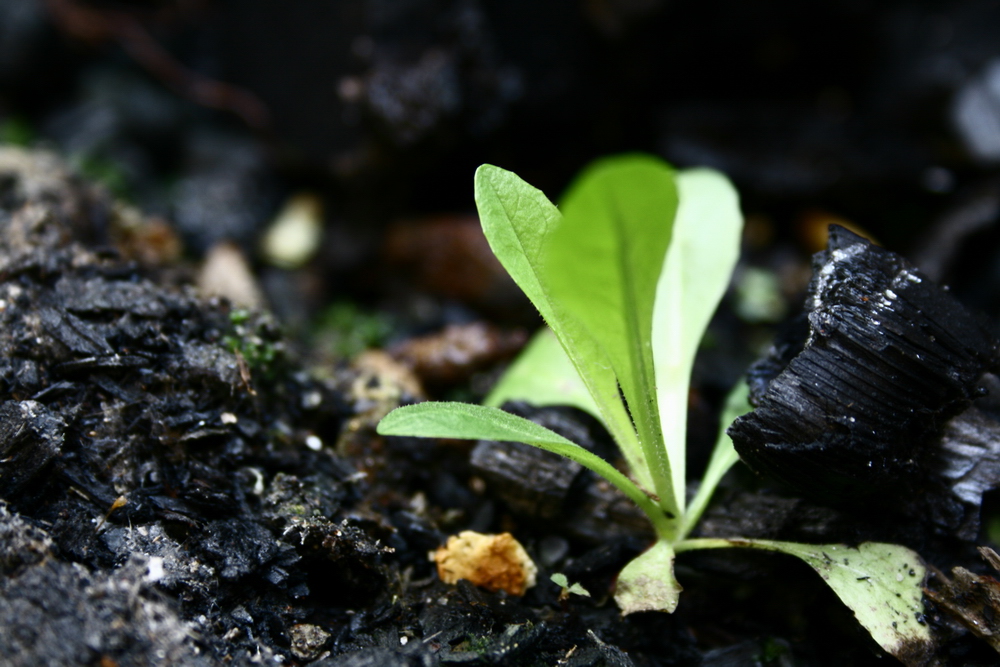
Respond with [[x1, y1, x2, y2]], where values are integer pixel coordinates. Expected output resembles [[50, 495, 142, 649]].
[[474, 163, 502, 186], [375, 404, 414, 436]]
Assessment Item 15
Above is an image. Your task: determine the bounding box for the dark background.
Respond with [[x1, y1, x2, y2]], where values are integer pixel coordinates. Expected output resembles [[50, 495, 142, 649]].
[[5, 0, 1000, 323]]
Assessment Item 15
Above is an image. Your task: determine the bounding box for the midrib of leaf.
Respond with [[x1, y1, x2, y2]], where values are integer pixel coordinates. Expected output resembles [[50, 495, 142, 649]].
[[607, 191, 672, 515], [497, 189, 540, 294], [544, 157, 678, 519], [656, 254, 688, 514]]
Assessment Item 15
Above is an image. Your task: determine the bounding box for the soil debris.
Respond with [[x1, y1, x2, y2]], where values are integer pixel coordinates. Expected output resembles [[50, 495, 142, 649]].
[[389, 321, 528, 392], [927, 547, 1000, 655]]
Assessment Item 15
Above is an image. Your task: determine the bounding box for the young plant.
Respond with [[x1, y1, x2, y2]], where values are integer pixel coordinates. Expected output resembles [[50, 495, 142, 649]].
[[378, 155, 932, 662]]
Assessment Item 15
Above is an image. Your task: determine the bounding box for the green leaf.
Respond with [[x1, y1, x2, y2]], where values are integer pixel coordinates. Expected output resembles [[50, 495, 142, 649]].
[[484, 327, 600, 419], [550, 573, 591, 597], [614, 540, 682, 614], [474, 165, 562, 317], [550, 573, 570, 588], [652, 168, 742, 515], [378, 401, 573, 446], [475, 165, 649, 494], [676, 539, 933, 660], [546, 155, 679, 517], [755, 540, 932, 661], [377, 402, 672, 537], [680, 381, 752, 537]]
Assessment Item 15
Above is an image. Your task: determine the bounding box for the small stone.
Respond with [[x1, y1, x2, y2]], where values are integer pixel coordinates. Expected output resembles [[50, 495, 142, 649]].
[[289, 623, 331, 660]]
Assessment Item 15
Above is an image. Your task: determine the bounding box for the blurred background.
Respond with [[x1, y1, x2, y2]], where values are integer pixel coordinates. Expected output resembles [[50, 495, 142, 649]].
[[5, 0, 1000, 373]]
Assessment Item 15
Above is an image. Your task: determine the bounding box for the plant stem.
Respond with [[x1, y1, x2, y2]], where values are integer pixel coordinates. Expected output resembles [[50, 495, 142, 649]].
[[677, 382, 750, 540], [591, 461, 676, 540], [676, 441, 737, 539], [674, 537, 742, 553]]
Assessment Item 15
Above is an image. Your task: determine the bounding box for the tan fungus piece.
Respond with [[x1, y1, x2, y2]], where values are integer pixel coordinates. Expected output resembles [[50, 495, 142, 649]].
[[433, 531, 537, 596]]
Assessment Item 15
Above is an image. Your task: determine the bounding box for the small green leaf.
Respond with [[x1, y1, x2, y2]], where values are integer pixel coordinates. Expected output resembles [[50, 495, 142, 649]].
[[378, 401, 576, 447], [475, 166, 648, 492], [550, 573, 591, 597], [614, 540, 682, 614], [547, 155, 679, 517], [484, 327, 600, 420], [676, 538, 933, 660], [377, 402, 672, 537], [652, 168, 742, 515]]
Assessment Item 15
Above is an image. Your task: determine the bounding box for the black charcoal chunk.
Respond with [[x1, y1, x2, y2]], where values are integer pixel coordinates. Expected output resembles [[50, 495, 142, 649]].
[[0, 500, 52, 575], [471, 403, 652, 541], [471, 438, 582, 519], [702, 639, 791, 667], [0, 400, 63, 497], [564, 475, 654, 543], [934, 376, 1000, 540], [197, 518, 279, 580], [0, 556, 211, 667], [471, 404, 592, 522], [54, 275, 167, 318], [729, 226, 999, 502], [470, 403, 617, 522], [40, 306, 114, 356]]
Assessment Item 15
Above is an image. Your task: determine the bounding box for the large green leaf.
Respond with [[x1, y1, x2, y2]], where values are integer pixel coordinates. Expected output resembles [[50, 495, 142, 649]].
[[545, 155, 679, 518], [676, 538, 933, 662], [377, 402, 671, 536], [652, 168, 742, 515], [484, 327, 600, 419], [475, 165, 649, 493]]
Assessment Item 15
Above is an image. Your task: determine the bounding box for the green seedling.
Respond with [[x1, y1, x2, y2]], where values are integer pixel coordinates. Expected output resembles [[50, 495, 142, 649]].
[[378, 155, 932, 662], [223, 308, 283, 376], [550, 573, 591, 600]]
